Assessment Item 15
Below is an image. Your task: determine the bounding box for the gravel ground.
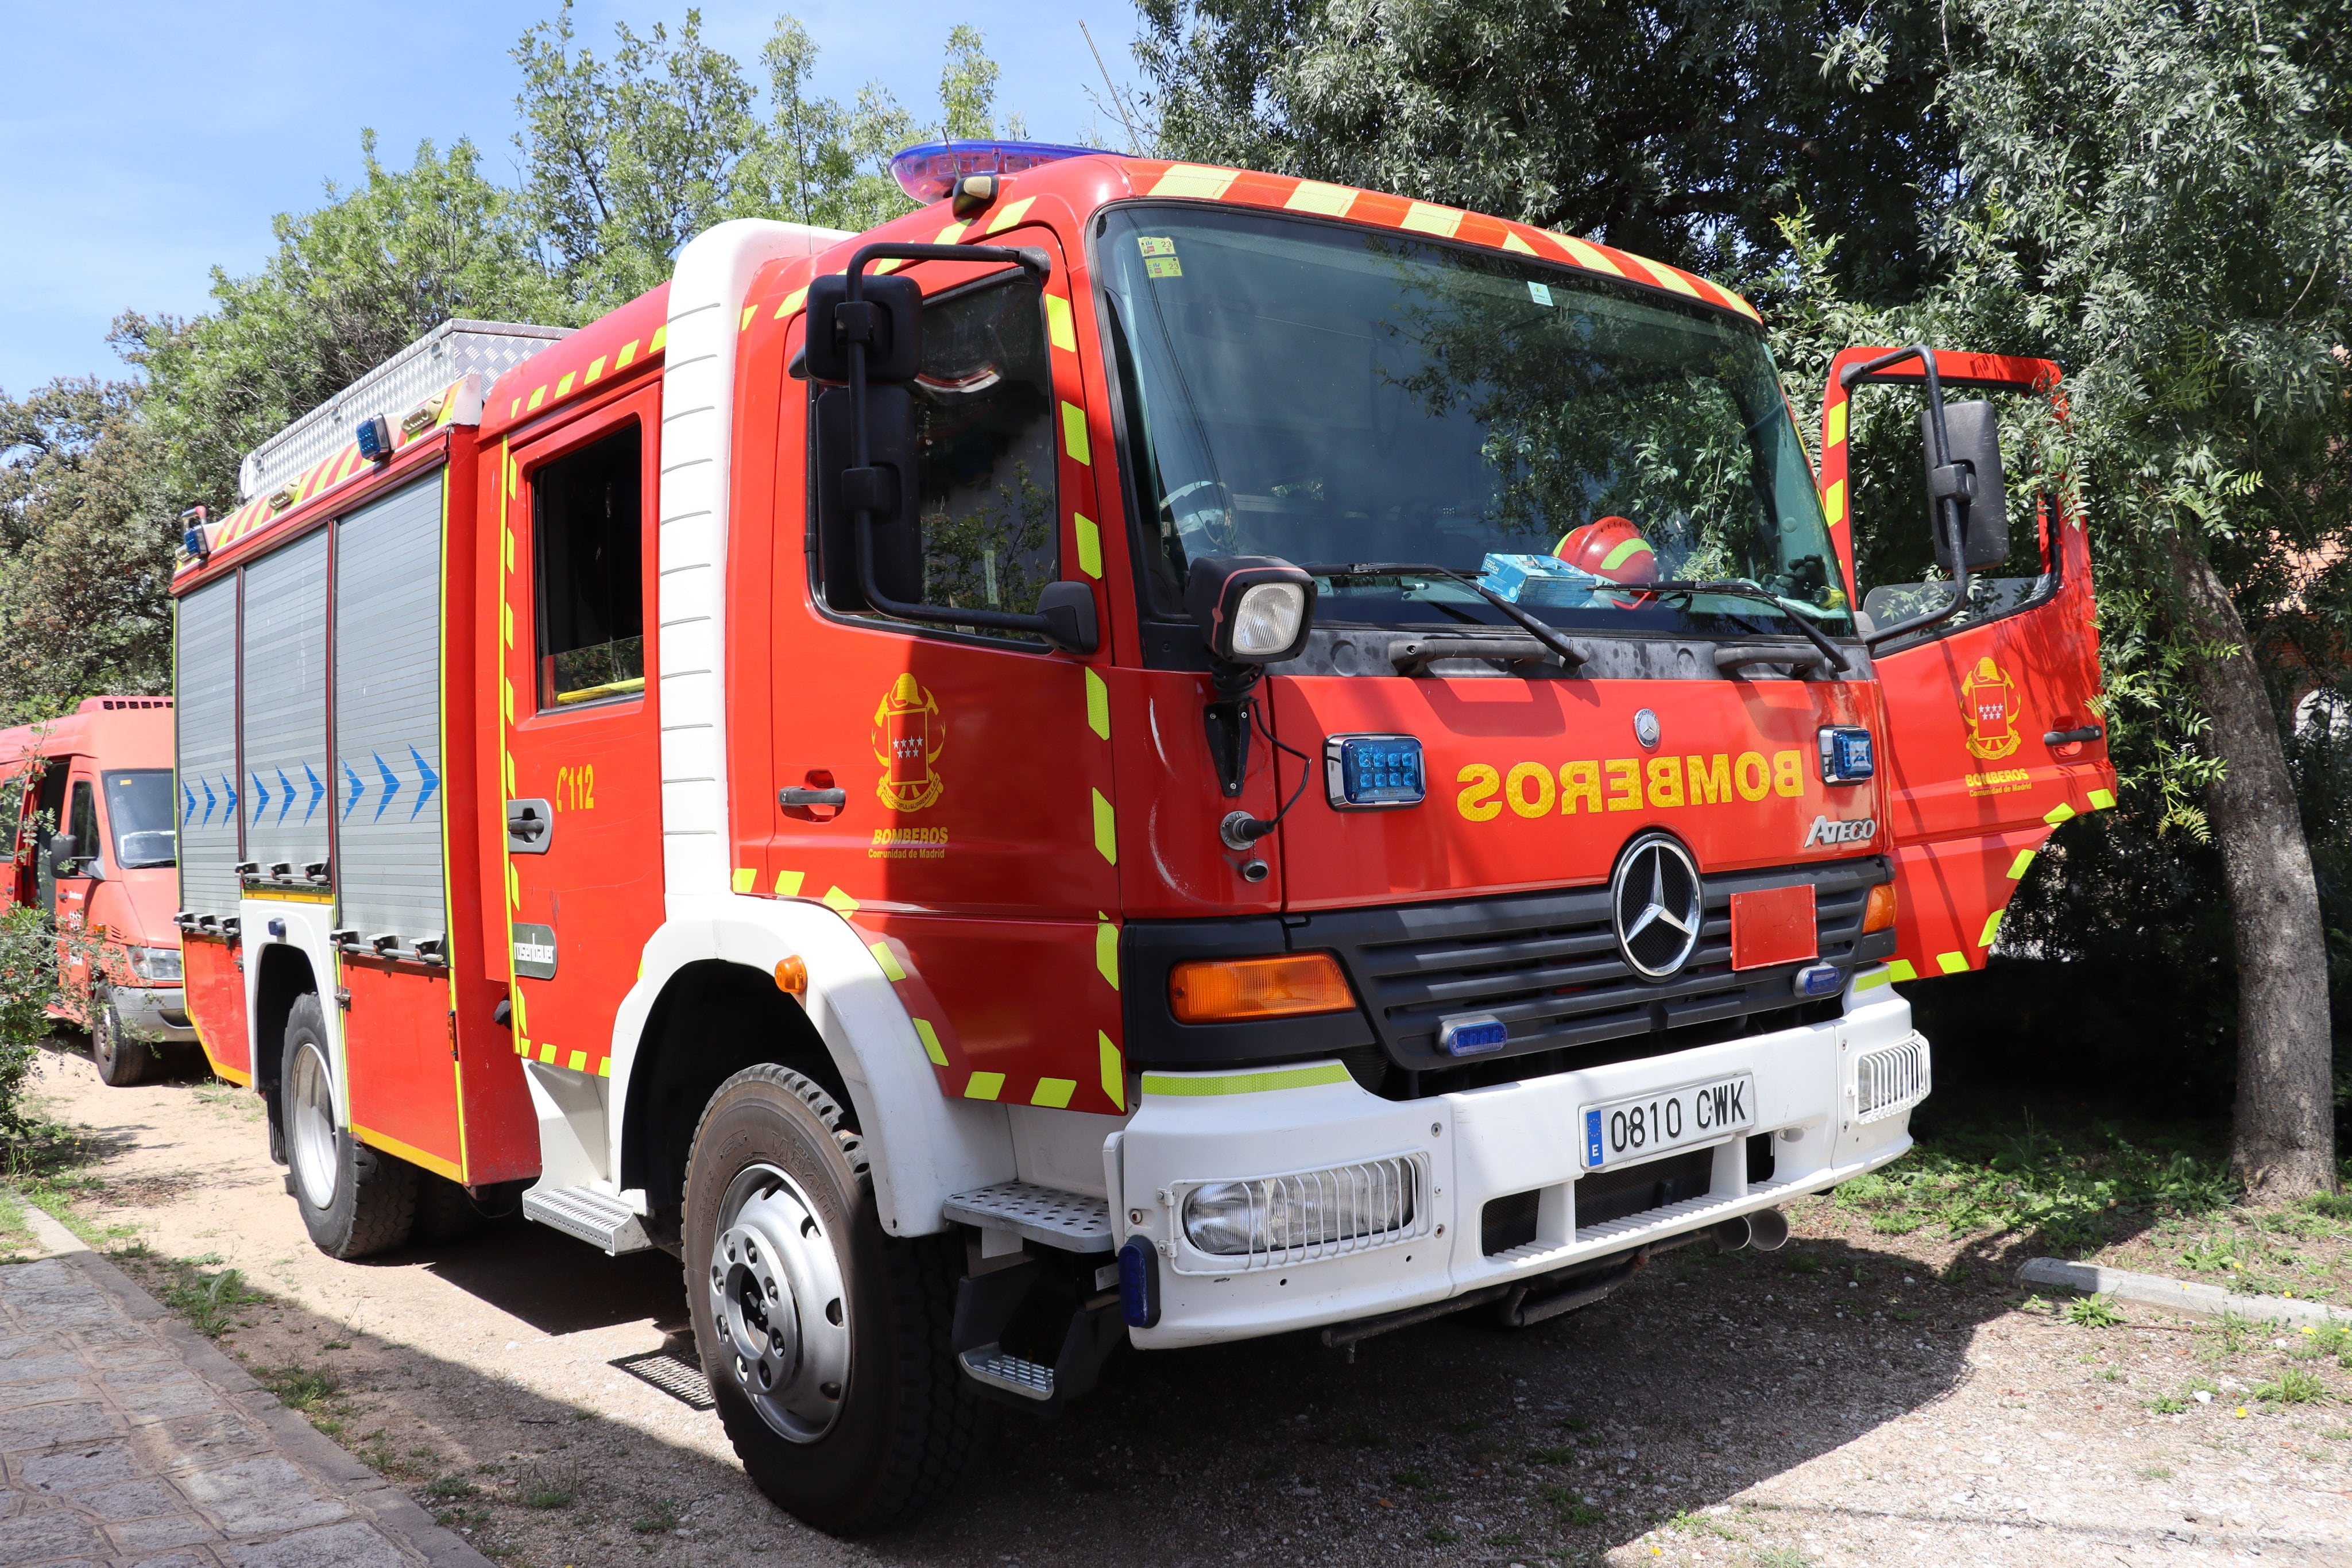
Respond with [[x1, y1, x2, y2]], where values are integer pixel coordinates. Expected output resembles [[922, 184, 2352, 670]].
[[21, 1040, 2352, 1567]]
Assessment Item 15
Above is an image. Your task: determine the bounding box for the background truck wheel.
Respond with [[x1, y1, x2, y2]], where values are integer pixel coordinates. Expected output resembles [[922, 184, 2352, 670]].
[[90, 1000, 152, 1087], [683, 1064, 982, 1535], [282, 994, 416, 1259]]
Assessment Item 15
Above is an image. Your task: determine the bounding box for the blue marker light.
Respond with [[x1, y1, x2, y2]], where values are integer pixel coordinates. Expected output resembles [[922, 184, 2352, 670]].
[[1325, 735, 1426, 808], [1819, 726, 1875, 785]]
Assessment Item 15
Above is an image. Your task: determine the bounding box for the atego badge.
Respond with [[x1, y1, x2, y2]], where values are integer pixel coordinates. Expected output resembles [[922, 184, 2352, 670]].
[[872, 675, 945, 813]]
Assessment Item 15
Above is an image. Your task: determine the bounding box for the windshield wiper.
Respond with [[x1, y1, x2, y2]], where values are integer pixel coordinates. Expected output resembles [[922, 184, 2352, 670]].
[[1648, 580, 1852, 673], [1302, 562, 1588, 669]]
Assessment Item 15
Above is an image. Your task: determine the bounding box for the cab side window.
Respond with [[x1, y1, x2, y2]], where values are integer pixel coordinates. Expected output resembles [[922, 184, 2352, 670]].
[[826, 273, 1061, 640], [533, 425, 645, 708], [1847, 389, 2056, 651], [65, 779, 99, 871]]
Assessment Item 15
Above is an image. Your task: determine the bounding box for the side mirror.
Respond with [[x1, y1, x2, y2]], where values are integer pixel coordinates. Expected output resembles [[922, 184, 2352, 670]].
[[47, 835, 78, 877], [1034, 582, 1100, 655], [1185, 556, 1317, 666], [1920, 398, 2009, 572], [804, 274, 922, 384], [814, 385, 922, 611]]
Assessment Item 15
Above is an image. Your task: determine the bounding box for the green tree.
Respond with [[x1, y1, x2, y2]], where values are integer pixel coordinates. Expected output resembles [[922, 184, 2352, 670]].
[[0, 380, 175, 721], [513, 2, 761, 308], [1136, 0, 1962, 298], [1774, 0, 2352, 1195], [115, 133, 570, 515]]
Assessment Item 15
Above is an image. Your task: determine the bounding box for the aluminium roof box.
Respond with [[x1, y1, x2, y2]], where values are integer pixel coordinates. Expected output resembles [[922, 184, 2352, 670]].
[[238, 319, 572, 502]]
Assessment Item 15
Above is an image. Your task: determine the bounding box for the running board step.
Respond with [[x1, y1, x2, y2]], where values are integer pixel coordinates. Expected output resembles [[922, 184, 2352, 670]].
[[958, 1346, 1054, 1400], [941, 1180, 1113, 1253], [522, 1184, 651, 1255]]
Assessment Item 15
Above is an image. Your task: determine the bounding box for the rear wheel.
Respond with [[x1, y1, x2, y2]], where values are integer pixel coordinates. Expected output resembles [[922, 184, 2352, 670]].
[[683, 1065, 981, 1535], [283, 994, 416, 1259], [90, 1001, 152, 1087]]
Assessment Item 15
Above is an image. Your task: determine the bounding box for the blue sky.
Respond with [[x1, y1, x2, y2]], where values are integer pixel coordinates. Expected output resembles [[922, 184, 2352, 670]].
[[0, 1, 1149, 395]]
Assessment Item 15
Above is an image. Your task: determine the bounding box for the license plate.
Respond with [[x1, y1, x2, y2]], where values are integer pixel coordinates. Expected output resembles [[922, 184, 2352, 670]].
[[1580, 1075, 1755, 1170]]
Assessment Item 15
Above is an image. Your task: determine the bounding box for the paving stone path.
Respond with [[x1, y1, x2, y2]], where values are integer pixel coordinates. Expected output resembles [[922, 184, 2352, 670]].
[[0, 1209, 489, 1568]]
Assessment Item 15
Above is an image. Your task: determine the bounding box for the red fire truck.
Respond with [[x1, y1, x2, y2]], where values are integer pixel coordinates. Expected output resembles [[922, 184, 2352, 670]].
[[169, 142, 2113, 1532]]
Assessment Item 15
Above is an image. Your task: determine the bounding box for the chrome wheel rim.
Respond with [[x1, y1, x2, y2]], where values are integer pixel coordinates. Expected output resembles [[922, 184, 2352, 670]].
[[288, 1040, 339, 1210], [707, 1163, 849, 1443]]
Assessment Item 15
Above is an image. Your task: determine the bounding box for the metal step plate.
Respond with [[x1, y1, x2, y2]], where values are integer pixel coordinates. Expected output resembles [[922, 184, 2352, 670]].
[[523, 1184, 651, 1255], [941, 1180, 1115, 1253], [959, 1346, 1054, 1400]]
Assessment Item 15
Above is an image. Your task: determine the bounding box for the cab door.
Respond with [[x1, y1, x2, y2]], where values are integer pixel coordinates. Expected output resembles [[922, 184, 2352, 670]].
[[754, 229, 1127, 1114], [497, 385, 664, 1077], [1821, 349, 2117, 981], [53, 768, 102, 991]]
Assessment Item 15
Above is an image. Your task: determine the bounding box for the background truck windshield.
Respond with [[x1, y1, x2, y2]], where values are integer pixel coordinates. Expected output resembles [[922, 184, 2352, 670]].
[[1098, 204, 1851, 639], [103, 769, 175, 869]]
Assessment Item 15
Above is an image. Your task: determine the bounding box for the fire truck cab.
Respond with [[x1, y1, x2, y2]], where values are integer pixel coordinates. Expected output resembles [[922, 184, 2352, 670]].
[[169, 143, 2113, 1532]]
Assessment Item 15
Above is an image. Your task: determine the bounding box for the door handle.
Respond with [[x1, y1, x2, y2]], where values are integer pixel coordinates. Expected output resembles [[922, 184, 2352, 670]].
[[506, 797, 553, 855], [2042, 725, 2104, 745], [778, 787, 848, 808]]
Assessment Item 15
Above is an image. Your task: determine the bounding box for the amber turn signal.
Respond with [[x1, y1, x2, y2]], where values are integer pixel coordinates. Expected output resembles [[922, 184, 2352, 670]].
[[1862, 882, 1898, 934], [773, 954, 809, 998], [1169, 953, 1355, 1023]]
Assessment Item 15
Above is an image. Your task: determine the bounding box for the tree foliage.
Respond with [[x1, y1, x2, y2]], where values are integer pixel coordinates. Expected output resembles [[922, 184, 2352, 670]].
[[1136, 0, 1963, 299]]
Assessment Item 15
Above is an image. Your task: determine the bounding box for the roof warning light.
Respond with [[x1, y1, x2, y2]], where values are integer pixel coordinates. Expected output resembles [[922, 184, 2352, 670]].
[[889, 140, 1105, 204]]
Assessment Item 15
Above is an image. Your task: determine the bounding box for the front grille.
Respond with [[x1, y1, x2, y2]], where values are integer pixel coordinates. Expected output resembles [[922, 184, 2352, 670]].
[[1573, 1147, 1715, 1233], [1855, 1034, 1932, 1122], [1302, 857, 1889, 1074]]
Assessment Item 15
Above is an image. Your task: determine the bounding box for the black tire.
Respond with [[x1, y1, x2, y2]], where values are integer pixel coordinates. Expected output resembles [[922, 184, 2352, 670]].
[[91, 1001, 152, 1087], [683, 1065, 983, 1535], [282, 994, 417, 1259], [412, 1171, 488, 1245]]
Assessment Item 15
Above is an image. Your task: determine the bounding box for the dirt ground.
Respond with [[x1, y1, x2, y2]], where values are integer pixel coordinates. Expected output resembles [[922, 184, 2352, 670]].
[[20, 1038, 2352, 1568]]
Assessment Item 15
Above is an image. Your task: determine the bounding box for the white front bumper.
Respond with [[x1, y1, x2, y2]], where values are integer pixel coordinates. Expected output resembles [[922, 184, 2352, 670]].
[[1115, 980, 1922, 1349]]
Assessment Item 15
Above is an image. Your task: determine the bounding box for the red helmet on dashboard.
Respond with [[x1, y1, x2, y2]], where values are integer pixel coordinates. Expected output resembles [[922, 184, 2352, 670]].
[[1554, 516, 1659, 584]]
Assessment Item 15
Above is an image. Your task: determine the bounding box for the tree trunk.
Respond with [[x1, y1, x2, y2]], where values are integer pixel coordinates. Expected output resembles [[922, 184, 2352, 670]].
[[2172, 538, 2337, 1199]]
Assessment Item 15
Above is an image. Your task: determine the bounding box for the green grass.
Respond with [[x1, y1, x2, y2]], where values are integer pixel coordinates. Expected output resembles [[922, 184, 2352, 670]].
[[1754, 1549, 1815, 1568], [422, 1473, 477, 1501], [1541, 1484, 1605, 1526], [155, 1261, 256, 1338], [2064, 1293, 2127, 1328], [2253, 1368, 2329, 1405], [1828, 1111, 2238, 1250], [630, 1498, 682, 1535], [2145, 1393, 2188, 1414], [1666, 1508, 1743, 1540], [258, 1364, 342, 1411], [2293, 1323, 2352, 1368], [516, 1460, 578, 1509]]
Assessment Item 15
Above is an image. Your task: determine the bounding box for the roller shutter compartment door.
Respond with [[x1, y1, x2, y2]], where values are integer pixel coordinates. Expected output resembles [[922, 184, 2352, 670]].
[[175, 576, 241, 919], [333, 477, 446, 948], [240, 531, 331, 876]]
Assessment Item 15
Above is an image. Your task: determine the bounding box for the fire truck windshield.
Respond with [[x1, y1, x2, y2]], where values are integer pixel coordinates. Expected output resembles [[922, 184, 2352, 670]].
[[1099, 204, 1852, 642]]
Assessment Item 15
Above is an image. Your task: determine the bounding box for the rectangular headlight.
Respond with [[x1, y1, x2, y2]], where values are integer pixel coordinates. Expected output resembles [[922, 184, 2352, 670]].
[[1179, 1156, 1423, 1265]]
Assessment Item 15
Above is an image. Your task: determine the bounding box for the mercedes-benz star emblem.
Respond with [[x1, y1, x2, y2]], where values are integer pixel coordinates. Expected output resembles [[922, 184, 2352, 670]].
[[1611, 833, 1703, 980], [1633, 708, 1661, 749]]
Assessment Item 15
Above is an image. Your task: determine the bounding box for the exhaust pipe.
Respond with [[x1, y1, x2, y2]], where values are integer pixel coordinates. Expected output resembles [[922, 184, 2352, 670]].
[[1747, 1206, 1790, 1252], [1711, 1216, 1752, 1251]]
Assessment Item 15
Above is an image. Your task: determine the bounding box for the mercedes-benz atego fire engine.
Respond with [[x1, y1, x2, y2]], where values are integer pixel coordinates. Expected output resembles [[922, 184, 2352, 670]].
[[167, 141, 2114, 1532]]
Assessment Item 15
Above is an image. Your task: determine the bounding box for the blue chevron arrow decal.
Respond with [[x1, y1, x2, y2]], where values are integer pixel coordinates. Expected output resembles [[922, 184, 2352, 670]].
[[183, 783, 196, 826], [220, 775, 236, 821], [303, 764, 324, 823], [250, 772, 269, 822], [408, 746, 439, 820], [200, 777, 218, 827], [342, 761, 364, 820], [374, 754, 400, 823], [274, 768, 295, 825]]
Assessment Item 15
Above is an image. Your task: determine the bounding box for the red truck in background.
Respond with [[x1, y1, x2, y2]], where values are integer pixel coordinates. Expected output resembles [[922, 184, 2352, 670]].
[[3, 697, 196, 1084], [166, 141, 2114, 1534]]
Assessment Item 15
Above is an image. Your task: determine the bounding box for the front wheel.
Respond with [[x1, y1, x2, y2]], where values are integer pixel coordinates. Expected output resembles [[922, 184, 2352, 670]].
[[683, 1066, 982, 1535], [91, 1001, 152, 1087], [283, 994, 416, 1259]]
